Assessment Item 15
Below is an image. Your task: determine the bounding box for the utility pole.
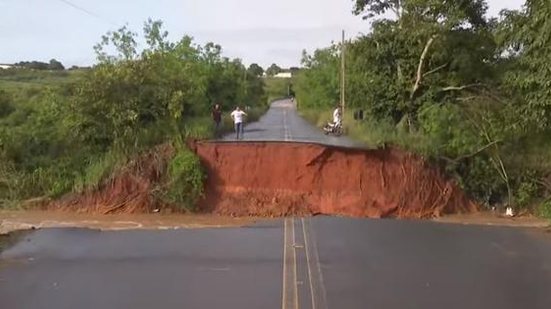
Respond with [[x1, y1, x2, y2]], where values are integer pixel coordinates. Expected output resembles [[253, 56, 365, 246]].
[[243, 67, 247, 103], [341, 30, 346, 116]]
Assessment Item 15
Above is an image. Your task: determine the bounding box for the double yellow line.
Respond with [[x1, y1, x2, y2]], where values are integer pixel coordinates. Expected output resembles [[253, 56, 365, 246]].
[[282, 218, 298, 309], [283, 109, 292, 141], [282, 218, 328, 309]]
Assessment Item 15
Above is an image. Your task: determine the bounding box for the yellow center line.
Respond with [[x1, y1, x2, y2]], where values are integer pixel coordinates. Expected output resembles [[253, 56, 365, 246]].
[[302, 218, 316, 308], [292, 218, 299, 309], [282, 218, 299, 309], [282, 218, 288, 309]]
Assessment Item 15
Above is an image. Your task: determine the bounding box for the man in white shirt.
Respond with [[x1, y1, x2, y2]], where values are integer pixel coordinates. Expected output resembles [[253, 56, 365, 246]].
[[333, 104, 342, 126], [230, 106, 247, 140]]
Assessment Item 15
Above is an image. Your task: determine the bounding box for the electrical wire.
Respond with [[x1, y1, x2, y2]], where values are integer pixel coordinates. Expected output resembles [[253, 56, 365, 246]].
[[55, 0, 120, 27]]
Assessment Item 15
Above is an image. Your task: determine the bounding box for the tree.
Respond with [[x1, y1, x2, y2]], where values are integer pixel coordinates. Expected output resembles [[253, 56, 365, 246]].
[[48, 59, 65, 71], [93, 26, 138, 62], [247, 63, 264, 77], [295, 46, 340, 109], [498, 0, 551, 131], [266, 63, 282, 76], [349, 0, 492, 129]]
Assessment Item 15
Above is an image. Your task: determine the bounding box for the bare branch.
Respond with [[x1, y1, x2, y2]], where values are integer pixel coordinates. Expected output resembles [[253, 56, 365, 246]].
[[441, 140, 502, 163], [441, 83, 482, 92], [423, 63, 448, 77], [410, 35, 437, 100], [396, 0, 402, 19]]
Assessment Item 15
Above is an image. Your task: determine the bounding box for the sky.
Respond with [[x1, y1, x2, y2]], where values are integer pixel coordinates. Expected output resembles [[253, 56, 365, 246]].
[[0, 0, 526, 68]]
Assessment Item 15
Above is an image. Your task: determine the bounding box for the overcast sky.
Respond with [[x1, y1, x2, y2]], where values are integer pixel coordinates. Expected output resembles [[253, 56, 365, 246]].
[[0, 0, 525, 68]]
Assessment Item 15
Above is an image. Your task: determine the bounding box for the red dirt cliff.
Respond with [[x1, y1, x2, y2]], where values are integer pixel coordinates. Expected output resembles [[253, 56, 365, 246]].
[[193, 141, 477, 218]]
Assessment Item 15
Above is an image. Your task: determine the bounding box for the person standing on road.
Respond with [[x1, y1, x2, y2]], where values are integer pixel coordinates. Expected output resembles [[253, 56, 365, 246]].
[[230, 106, 247, 140], [212, 104, 222, 137]]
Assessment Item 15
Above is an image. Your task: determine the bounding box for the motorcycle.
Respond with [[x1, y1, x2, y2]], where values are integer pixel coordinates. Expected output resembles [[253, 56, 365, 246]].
[[323, 121, 343, 136]]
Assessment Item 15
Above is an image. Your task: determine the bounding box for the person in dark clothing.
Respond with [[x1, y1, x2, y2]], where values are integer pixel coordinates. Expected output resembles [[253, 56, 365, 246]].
[[212, 104, 222, 137]]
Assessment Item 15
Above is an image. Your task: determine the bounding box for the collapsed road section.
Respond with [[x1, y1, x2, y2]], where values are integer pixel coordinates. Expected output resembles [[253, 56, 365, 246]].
[[192, 141, 477, 218], [52, 141, 476, 218]]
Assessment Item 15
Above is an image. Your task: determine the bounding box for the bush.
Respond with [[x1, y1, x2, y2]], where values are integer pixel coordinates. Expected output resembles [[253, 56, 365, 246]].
[[162, 146, 205, 210], [73, 149, 128, 192], [0, 92, 14, 118], [0, 20, 269, 209], [539, 200, 551, 220]]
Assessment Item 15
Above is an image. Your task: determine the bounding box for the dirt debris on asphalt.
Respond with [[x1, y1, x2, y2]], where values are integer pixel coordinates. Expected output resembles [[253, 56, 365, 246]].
[[0, 210, 257, 235], [434, 212, 550, 228]]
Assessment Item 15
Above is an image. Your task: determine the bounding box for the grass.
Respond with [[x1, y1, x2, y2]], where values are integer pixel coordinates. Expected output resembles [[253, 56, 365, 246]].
[[298, 107, 432, 153], [0, 69, 86, 102], [264, 77, 295, 103], [0, 69, 85, 85], [73, 150, 129, 192], [539, 200, 551, 220]]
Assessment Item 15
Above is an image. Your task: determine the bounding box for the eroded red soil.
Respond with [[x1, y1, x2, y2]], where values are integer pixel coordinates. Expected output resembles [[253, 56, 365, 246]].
[[192, 141, 477, 218]]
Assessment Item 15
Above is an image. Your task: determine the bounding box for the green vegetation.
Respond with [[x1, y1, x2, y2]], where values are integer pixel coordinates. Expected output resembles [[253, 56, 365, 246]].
[[266, 63, 282, 77], [296, 0, 551, 214], [264, 77, 295, 103], [0, 19, 267, 209], [163, 145, 205, 210], [13, 59, 66, 71]]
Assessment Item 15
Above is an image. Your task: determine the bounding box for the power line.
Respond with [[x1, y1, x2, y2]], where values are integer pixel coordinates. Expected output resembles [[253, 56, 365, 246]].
[[56, 0, 119, 27]]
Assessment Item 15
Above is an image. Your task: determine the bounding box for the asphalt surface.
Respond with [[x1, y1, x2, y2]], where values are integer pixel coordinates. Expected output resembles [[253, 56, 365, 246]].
[[1, 219, 551, 309], [2, 100, 551, 308], [222, 99, 364, 148]]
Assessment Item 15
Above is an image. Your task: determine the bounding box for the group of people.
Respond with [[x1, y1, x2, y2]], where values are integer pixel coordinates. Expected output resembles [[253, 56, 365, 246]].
[[212, 102, 343, 140], [211, 104, 247, 140]]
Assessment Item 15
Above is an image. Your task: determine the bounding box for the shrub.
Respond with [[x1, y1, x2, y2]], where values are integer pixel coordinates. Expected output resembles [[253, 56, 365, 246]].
[[163, 146, 205, 210]]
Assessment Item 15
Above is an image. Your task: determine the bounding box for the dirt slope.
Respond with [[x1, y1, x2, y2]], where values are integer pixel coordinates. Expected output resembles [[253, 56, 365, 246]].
[[192, 141, 477, 218]]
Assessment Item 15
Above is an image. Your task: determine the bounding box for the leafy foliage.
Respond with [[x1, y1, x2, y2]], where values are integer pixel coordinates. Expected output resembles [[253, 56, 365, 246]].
[[266, 63, 283, 76], [13, 59, 65, 71], [163, 146, 205, 210], [0, 19, 266, 208], [296, 0, 551, 214]]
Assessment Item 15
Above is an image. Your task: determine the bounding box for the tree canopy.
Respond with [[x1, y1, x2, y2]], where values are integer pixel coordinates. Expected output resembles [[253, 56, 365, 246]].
[[295, 0, 551, 214]]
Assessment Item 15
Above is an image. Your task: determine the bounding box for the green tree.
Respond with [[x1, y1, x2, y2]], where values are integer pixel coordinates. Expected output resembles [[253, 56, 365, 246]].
[[247, 63, 264, 77], [266, 63, 282, 76], [349, 0, 493, 129], [295, 47, 340, 109], [48, 59, 65, 71], [498, 0, 551, 131]]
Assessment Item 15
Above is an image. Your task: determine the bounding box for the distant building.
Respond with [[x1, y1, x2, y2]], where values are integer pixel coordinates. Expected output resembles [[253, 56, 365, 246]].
[[273, 72, 293, 79], [0, 63, 14, 69]]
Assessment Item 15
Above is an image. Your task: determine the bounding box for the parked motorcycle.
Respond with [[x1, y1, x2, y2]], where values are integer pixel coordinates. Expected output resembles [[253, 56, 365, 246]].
[[323, 122, 343, 136]]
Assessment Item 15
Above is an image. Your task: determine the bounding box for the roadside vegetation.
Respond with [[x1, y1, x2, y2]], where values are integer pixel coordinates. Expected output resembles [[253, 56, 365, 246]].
[[295, 0, 551, 218], [0, 19, 268, 210]]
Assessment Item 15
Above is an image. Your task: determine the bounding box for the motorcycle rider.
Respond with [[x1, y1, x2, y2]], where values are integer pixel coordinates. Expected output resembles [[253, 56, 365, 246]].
[[329, 104, 342, 129]]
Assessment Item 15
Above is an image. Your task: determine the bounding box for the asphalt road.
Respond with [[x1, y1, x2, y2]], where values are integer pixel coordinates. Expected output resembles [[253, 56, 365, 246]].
[[2, 218, 551, 309], [222, 99, 364, 148], [2, 100, 551, 308]]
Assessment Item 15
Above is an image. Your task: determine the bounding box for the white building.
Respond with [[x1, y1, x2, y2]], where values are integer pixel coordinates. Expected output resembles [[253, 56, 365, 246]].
[[0, 64, 14, 69], [273, 72, 292, 79]]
